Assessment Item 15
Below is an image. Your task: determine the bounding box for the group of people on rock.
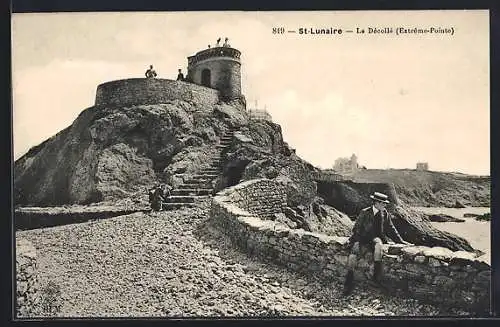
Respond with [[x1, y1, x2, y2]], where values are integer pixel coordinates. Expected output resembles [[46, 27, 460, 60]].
[[148, 183, 173, 211], [207, 37, 231, 48], [145, 64, 186, 81], [144, 37, 232, 81], [145, 65, 187, 82]]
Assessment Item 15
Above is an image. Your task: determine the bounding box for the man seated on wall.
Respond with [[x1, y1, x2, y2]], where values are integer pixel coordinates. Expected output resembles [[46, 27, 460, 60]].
[[343, 192, 412, 296], [145, 65, 157, 78]]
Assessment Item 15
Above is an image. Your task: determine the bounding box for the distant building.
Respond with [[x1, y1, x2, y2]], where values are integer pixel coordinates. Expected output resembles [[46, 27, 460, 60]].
[[333, 154, 359, 174], [247, 102, 272, 121], [416, 162, 429, 171], [248, 108, 272, 121], [315, 169, 347, 182]]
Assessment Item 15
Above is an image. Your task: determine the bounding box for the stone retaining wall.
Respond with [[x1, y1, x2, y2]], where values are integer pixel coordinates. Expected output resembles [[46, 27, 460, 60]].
[[216, 179, 287, 220], [210, 179, 491, 313], [15, 206, 144, 230], [16, 238, 39, 317], [95, 78, 220, 108]]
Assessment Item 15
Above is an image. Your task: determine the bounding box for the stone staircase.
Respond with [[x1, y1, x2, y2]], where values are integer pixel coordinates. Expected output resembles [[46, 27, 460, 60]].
[[163, 127, 237, 210]]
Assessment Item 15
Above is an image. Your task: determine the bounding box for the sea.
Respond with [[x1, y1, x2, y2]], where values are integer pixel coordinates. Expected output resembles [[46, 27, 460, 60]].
[[412, 206, 491, 264]]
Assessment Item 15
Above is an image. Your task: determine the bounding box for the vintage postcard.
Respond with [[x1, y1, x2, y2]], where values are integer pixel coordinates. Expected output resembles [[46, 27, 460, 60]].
[[12, 10, 491, 318]]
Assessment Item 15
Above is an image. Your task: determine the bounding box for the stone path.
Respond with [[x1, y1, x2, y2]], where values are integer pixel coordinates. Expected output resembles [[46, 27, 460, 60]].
[[163, 127, 237, 210], [17, 201, 469, 317]]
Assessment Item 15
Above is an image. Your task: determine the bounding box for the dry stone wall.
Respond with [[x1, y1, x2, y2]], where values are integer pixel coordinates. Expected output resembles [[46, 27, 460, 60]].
[[16, 238, 39, 317], [217, 179, 287, 220], [210, 179, 491, 313], [95, 78, 220, 108]]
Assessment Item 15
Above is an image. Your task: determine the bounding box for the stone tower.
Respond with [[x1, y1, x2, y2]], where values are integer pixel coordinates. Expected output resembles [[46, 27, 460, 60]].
[[186, 45, 242, 102], [350, 153, 358, 171]]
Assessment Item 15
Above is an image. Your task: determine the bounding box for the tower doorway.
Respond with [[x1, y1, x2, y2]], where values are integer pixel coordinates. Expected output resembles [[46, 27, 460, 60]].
[[201, 69, 211, 87]]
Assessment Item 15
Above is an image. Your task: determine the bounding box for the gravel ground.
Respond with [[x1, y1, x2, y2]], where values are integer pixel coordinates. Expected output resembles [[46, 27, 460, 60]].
[[17, 200, 470, 317]]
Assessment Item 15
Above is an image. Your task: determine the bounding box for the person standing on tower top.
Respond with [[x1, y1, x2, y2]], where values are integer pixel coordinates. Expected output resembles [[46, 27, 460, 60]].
[[223, 37, 231, 47], [177, 69, 184, 81], [216, 37, 221, 47], [145, 65, 157, 78]]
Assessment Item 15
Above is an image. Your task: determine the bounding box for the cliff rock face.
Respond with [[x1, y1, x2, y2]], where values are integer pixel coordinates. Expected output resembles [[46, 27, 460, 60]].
[[351, 169, 490, 207], [14, 100, 228, 206], [317, 180, 399, 216]]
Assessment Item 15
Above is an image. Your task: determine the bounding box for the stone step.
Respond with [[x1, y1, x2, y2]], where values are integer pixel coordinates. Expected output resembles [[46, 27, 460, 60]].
[[163, 202, 194, 210], [191, 174, 218, 179], [200, 169, 219, 174], [178, 183, 214, 189], [183, 180, 215, 187], [165, 196, 196, 203], [171, 189, 212, 196]]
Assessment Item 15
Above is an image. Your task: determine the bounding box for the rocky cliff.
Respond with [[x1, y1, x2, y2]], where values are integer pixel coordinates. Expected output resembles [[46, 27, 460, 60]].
[[350, 169, 490, 208], [14, 98, 478, 251], [15, 100, 231, 206]]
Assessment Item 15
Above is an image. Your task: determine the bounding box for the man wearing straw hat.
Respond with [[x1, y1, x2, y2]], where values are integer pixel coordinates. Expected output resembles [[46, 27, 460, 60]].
[[343, 191, 412, 296]]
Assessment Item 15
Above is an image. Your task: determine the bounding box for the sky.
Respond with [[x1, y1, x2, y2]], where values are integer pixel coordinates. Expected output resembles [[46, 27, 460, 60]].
[[11, 11, 490, 175]]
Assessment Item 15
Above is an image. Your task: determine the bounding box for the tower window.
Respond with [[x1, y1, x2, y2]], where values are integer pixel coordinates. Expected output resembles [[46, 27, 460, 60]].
[[201, 69, 211, 87]]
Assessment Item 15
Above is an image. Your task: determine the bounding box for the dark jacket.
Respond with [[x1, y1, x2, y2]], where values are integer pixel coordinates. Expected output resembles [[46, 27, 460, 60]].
[[349, 206, 404, 246]]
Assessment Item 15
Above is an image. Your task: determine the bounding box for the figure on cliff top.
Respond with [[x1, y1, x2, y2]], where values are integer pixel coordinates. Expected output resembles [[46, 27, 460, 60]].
[[223, 37, 231, 47], [145, 65, 157, 78], [216, 37, 221, 47], [177, 69, 185, 81], [343, 192, 413, 296]]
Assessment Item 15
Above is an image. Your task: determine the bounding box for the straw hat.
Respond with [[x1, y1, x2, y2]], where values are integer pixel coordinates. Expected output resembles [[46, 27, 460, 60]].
[[370, 192, 390, 204]]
